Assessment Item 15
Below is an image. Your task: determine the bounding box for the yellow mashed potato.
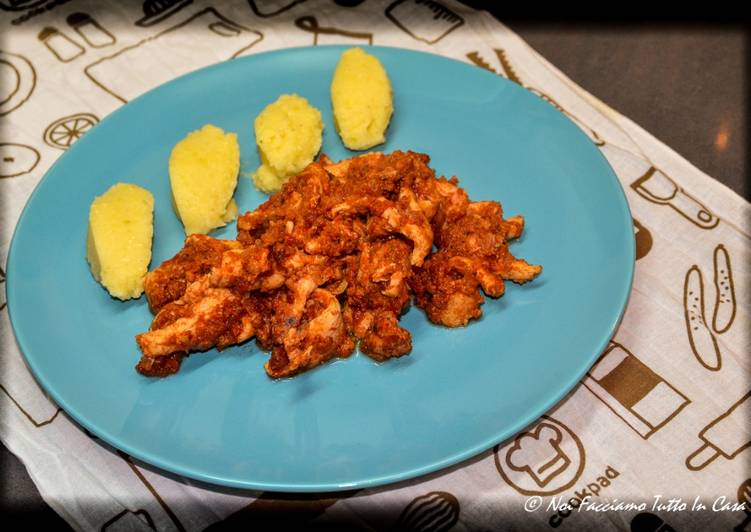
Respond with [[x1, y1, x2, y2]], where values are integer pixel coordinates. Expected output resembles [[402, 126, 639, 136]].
[[170, 124, 240, 235], [331, 47, 393, 150], [87, 183, 154, 300], [252, 94, 323, 193]]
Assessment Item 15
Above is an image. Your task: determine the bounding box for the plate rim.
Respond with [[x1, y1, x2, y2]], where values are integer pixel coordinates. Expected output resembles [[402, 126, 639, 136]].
[[6, 44, 635, 492]]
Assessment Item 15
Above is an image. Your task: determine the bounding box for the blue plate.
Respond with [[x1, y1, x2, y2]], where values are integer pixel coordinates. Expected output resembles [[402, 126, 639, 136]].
[[7, 46, 634, 492]]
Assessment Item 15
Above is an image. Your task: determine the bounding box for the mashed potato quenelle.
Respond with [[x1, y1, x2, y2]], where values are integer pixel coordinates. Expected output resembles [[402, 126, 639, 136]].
[[87, 183, 154, 300], [170, 124, 240, 235], [252, 94, 323, 193], [331, 47, 393, 150]]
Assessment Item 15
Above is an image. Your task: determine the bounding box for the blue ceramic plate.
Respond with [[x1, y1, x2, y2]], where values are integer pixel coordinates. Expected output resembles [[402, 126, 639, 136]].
[[7, 46, 634, 492]]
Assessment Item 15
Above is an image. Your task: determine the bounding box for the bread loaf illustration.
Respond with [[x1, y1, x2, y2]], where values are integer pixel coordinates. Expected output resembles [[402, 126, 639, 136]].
[[683, 266, 721, 371], [712, 244, 736, 334]]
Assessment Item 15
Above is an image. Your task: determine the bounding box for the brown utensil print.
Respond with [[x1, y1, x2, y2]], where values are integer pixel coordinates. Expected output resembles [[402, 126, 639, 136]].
[[631, 167, 719, 230], [385, 0, 464, 45], [294, 16, 373, 45], [394, 491, 459, 532], [686, 391, 751, 471], [684, 265, 722, 371], [712, 244, 736, 334], [67, 12, 115, 48]]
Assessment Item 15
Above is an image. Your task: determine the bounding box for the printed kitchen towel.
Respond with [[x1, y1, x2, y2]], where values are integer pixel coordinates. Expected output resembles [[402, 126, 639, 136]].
[[1, 1, 749, 530]]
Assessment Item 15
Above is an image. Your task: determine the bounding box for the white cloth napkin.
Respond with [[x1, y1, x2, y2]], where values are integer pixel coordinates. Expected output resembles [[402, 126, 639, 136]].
[[1, 1, 748, 530]]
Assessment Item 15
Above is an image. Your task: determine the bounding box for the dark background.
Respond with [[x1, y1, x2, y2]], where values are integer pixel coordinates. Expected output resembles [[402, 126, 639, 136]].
[[507, 20, 747, 200], [2, 4, 747, 529]]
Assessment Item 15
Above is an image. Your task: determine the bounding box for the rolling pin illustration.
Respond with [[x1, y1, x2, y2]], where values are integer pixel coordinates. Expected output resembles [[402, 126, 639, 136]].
[[393, 491, 459, 532], [712, 244, 736, 334], [686, 391, 751, 471], [631, 167, 719, 229], [684, 265, 722, 371]]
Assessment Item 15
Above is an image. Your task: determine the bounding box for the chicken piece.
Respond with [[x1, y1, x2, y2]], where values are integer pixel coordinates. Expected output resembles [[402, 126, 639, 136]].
[[410, 252, 484, 327], [345, 237, 413, 360], [143, 234, 242, 312], [237, 162, 331, 247], [304, 215, 364, 257], [209, 245, 271, 292], [135, 276, 258, 372], [328, 192, 432, 266], [135, 353, 185, 378], [412, 199, 541, 327], [266, 288, 355, 378]]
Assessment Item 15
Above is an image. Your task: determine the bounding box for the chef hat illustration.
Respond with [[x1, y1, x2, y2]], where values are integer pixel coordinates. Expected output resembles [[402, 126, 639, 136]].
[[507, 423, 571, 488]]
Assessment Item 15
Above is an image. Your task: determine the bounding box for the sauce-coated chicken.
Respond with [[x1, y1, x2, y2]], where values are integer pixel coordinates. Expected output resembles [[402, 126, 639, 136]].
[[136, 151, 541, 378]]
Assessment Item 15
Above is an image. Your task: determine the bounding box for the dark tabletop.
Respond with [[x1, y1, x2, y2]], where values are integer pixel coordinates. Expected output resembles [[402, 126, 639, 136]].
[[2, 18, 747, 528]]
